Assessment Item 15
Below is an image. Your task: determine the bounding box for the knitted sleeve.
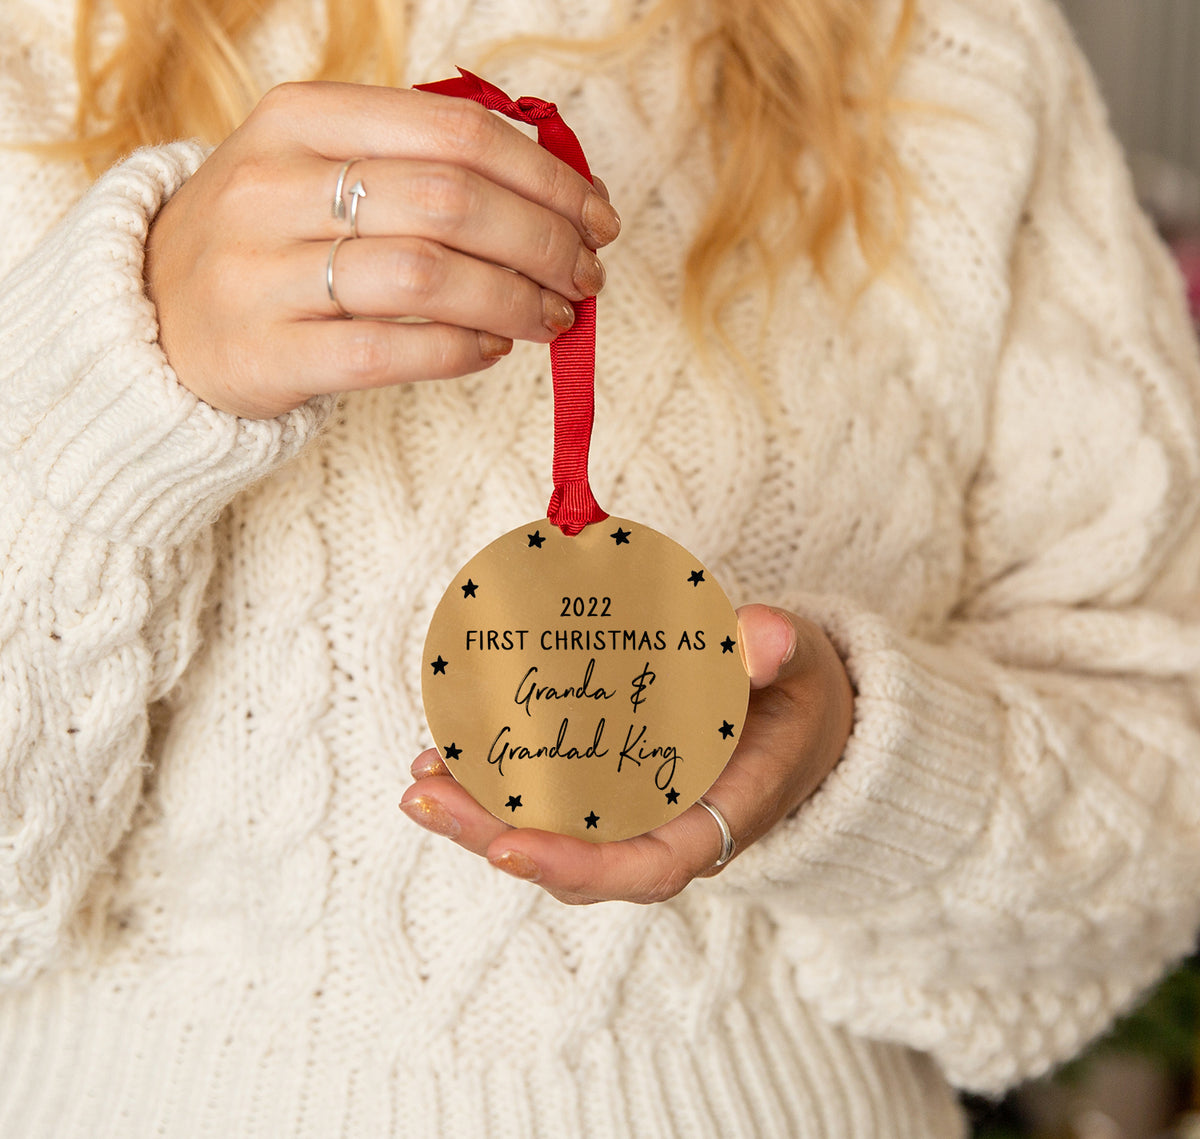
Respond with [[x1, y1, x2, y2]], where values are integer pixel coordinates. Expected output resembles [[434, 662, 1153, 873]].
[[0, 139, 334, 986], [713, 0, 1200, 1095]]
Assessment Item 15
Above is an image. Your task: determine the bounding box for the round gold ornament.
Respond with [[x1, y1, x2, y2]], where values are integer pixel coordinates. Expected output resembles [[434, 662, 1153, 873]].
[[422, 517, 749, 842]]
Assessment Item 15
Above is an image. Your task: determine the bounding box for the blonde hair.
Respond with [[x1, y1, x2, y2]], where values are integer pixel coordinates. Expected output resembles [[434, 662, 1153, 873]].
[[67, 0, 403, 165], [59, 0, 914, 332]]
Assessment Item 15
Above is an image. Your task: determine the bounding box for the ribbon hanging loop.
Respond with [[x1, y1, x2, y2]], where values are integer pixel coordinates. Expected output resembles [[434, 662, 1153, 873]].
[[414, 69, 608, 536]]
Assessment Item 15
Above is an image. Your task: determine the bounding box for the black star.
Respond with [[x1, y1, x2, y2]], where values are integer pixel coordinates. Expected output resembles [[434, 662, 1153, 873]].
[[610, 527, 631, 546], [720, 635, 736, 654], [665, 788, 680, 804], [719, 720, 735, 739], [430, 655, 448, 675], [527, 530, 546, 549], [506, 794, 522, 812], [461, 579, 478, 598], [443, 742, 462, 761], [584, 811, 599, 829], [688, 570, 705, 587]]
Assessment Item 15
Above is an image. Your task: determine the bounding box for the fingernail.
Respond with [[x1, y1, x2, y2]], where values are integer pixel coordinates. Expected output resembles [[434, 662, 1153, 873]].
[[541, 291, 576, 335], [399, 795, 461, 838], [770, 607, 799, 666], [737, 609, 797, 682], [411, 751, 449, 779], [489, 849, 541, 882], [573, 247, 606, 297], [478, 332, 513, 360], [581, 190, 621, 245]]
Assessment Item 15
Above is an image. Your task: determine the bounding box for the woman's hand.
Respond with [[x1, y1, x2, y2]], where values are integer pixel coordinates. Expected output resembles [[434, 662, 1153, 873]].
[[400, 605, 855, 904], [145, 82, 619, 419]]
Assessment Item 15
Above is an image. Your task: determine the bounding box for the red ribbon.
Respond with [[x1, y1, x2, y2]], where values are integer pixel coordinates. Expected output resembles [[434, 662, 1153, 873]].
[[414, 69, 608, 536]]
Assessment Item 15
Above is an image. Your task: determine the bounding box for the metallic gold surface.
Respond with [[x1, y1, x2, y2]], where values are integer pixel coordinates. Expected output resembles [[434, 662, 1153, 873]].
[[422, 517, 749, 842]]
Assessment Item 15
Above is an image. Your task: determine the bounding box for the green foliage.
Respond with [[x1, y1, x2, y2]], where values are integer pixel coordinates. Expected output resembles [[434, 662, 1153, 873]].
[[1066, 954, 1200, 1083], [968, 952, 1200, 1137]]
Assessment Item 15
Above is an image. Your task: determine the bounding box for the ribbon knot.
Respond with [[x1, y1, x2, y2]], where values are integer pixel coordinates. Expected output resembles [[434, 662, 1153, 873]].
[[414, 69, 607, 535], [516, 96, 559, 120], [546, 480, 609, 537]]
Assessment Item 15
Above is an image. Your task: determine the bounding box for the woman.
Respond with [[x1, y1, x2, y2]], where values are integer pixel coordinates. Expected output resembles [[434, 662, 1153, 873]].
[[2, 0, 1198, 1135]]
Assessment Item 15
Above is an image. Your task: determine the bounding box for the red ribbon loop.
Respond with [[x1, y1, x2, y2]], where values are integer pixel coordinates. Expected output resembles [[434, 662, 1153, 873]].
[[414, 69, 608, 536]]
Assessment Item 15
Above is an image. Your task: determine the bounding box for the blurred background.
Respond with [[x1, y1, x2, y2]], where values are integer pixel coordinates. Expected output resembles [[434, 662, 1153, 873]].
[[965, 3, 1200, 1137], [1060, 0, 1200, 328]]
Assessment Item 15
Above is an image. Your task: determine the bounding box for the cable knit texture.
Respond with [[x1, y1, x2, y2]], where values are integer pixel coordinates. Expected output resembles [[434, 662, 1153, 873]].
[[1, 0, 1199, 1135]]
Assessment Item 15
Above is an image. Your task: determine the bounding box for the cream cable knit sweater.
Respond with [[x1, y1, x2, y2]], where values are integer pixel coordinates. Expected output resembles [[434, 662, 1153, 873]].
[[2, 0, 1200, 1135]]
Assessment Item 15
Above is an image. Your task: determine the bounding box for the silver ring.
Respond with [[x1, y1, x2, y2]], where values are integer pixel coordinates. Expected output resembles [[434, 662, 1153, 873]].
[[332, 157, 364, 221], [697, 797, 736, 869], [347, 178, 366, 238], [326, 236, 351, 318]]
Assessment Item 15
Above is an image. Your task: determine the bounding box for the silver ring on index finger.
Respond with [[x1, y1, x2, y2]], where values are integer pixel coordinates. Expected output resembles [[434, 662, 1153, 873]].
[[348, 177, 367, 238], [332, 157, 364, 221]]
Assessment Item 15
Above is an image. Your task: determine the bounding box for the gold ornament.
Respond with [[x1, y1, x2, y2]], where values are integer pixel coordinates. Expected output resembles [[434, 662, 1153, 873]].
[[422, 517, 749, 842]]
